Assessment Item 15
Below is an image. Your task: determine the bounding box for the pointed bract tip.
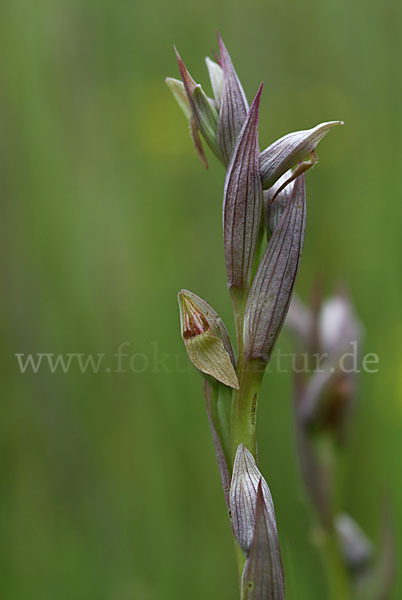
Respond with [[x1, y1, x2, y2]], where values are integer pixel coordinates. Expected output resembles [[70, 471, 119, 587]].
[[256, 477, 265, 502], [217, 33, 229, 60], [174, 47, 196, 93], [217, 33, 230, 62], [251, 82, 264, 109], [213, 31, 225, 65], [174, 45, 185, 73], [173, 44, 180, 63]]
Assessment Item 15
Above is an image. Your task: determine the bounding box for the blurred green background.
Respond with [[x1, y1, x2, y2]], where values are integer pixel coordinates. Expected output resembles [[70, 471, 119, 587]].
[[1, 0, 401, 598]]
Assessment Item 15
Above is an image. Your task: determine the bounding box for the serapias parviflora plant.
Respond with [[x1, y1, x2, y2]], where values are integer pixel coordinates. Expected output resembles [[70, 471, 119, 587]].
[[166, 35, 342, 599], [287, 289, 395, 599]]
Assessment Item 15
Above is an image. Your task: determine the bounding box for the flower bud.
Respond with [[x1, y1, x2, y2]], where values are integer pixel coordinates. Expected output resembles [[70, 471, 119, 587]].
[[244, 174, 306, 364], [318, 291, 362, 356], [230, 444, 277, 554], [165, 77, 192, 120], [165, 76, 209, 168], [241, 480, 285, 599], [216, 34, 249, 165], [205, 57, 223, 108], [224, 85, 263, 291], [178, 290, 239, 389], [260, 121, 343, 190], [174, 48, 221, 162], [335, 513, 373, 574]]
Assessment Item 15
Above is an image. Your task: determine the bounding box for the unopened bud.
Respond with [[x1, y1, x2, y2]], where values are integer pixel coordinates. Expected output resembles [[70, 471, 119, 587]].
[[260, 121, 343, 190], [216, 34, 248, 165], [244, 175, 306, 364], [230, 444, 277, 554], [173, 48, 221, 162], [242, 480, 285, 599], [224, 85, 263, 291], [165, 76, 209, 168], [178, 290, 239, 389], [165, 77, 192, 120], [318, 291, 362, 356], [335, 513, 373, 573], [205, 57, 223, 108]]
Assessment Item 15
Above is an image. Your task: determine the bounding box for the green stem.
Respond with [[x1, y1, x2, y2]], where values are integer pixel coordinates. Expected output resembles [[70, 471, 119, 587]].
[[229, 285, 265, 463], [233, 538, 246, 590], [318, 525, 353, 600], [230, 286, 248, 374], [230, 357, 265, 598], [229, 286, 266, 594], [230, 359, 264, 462], [309, 436, 353, 598]]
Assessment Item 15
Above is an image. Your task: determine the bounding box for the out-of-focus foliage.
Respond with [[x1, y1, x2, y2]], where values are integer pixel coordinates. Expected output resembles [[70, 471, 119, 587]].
[[0, 0, 401, 598]]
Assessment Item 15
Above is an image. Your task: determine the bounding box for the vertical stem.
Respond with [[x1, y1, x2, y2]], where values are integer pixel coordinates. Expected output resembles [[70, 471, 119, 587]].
[[233, 538, 246, 589], [230, 360, 264, 462], [230, 286, 266, 595], [230, 355, 264, 597], [230, 286, 248, 375], [319, 526, 353, 600], [308, 436, 353, 599], [229, 286, 264, 463]]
